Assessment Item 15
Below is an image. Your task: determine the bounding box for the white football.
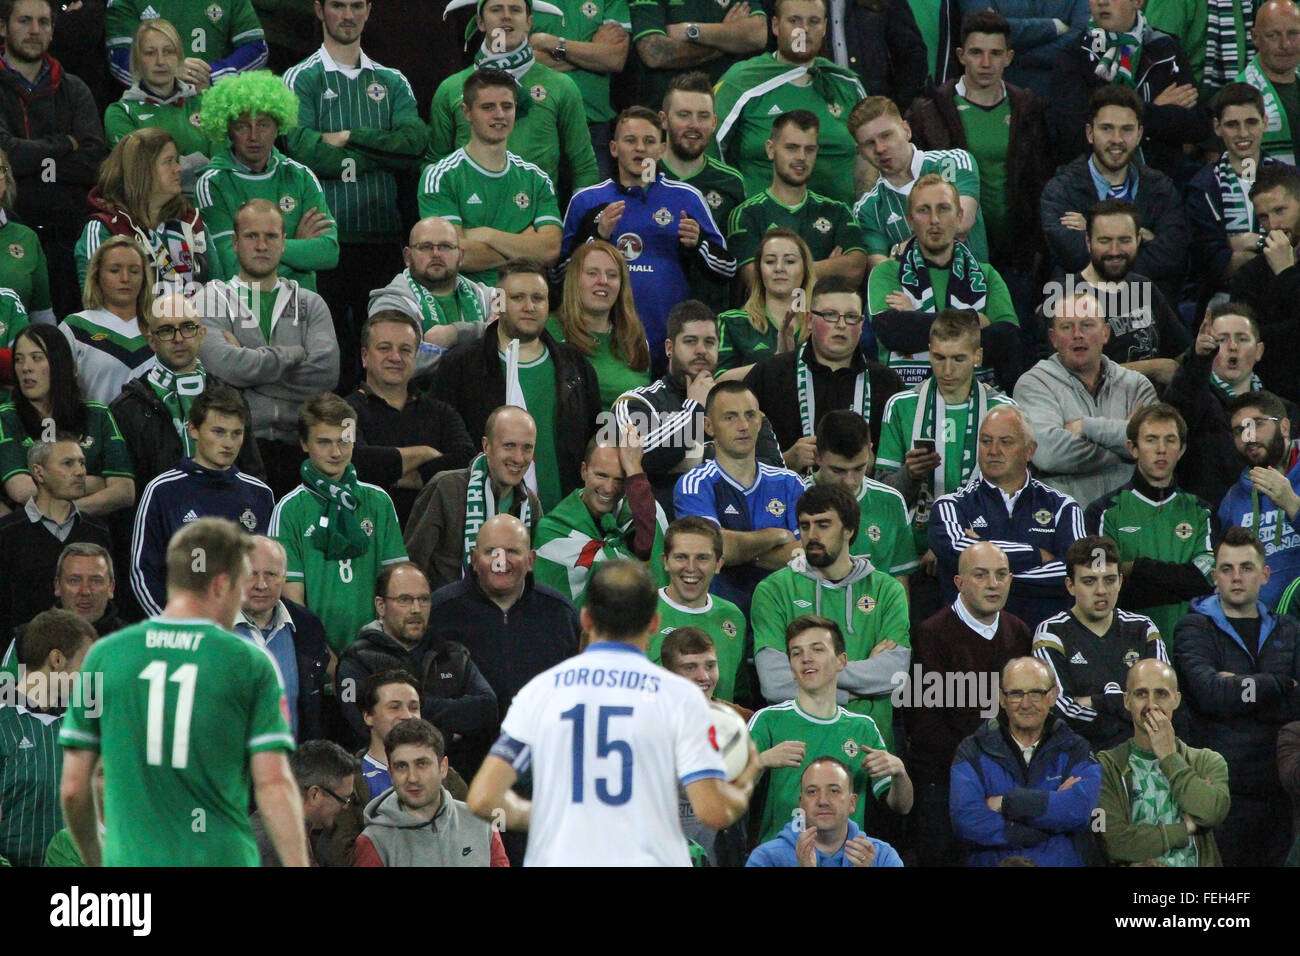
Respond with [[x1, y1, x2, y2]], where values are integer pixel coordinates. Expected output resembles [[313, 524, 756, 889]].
[[709, 700, 751, 781]]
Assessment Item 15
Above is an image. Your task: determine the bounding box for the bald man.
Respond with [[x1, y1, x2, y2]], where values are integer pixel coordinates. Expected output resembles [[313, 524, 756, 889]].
[[233, 536, 331, 741], [906, 542, 1032, 866], [1096, 659, 1231, 866], [950, 656, 1102, 865], [1244, 0, 1300, 165]]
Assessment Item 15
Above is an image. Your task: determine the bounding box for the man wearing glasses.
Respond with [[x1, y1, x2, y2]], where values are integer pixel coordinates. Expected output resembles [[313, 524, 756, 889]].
[[1219, 390, 1300, 609], [256, 740, 360, 866], [744, 275, 904, 474], [949, 655, 1102, 866], [336, 561, 498, 755], [866, 174, 1021, 392]]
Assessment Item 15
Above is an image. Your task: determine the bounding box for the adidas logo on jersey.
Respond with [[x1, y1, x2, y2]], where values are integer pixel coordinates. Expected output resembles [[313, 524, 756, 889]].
[[1070, 651, 1088, 665], [886, 212, 902, 224], [468, 193, 483, 204], [972, 516, 987, 528], [182, 510, 199, 523], [724, 504, 740, 516], [18, 737, 33, 750], [768, 104, 783, 115], [322, 89, 338, 100], [141, 5, 161, 19]]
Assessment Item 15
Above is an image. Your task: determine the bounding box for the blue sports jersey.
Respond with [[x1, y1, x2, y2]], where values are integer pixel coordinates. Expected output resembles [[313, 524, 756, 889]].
[[362, 753, 390, 799], [562, 174, 734, 366]]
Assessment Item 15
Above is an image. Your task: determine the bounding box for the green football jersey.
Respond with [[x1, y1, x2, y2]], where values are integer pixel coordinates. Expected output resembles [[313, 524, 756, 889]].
[[58, 618, 294, 867], [716, 307, 779, 372], [847, 476, 918, 574], [512, 350, 563, 510], [282, 50, 427, 243], [728, 188, 865, 267], [426, 60, 599, 192], [0, 288, 28, 403], [650, 588, 748, 703], [661, 155, 747, 315], [751, 563, 910, 749], [104, 93, 212, 158], [0, 703, 64, 867], [105, 0, 265, 66], [748, 700, 891, 843], [629, 0, 767, 109], [0, 401, 134, 484], [1097, 488, 1214, 643], [853, 147, 988, 260], [955, 94, 1011, 264], [270, 481, 408, 654], [546, 318, 650, 410], [532, 0, 632, 124], [714, 53, 865, 205], [0, 217, 51, 320], [419, 149, 563, 286]]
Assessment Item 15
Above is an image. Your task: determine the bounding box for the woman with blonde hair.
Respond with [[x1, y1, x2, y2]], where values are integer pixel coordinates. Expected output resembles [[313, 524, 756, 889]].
[[74, 127, 208, 296], [551, 240, 651, 409], [104, 19, 213, 196], [716, 227, 815, 380], [60, 237, 157, 404], [0, 146, 52, 324]]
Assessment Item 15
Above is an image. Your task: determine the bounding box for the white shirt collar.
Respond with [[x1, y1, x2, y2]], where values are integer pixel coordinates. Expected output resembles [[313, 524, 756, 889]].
[[955, 77, 1007, 103], [319, 44, 375, 76], [658, 587, 713, 615], [882, 145, 925, 194], [953, 596, 1000, 640], [984, 473, 1030, 514], [235, 601, 294, 647]]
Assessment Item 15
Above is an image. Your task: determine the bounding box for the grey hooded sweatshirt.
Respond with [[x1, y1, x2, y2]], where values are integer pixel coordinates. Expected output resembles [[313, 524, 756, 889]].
[[355, 785, 493, 867]]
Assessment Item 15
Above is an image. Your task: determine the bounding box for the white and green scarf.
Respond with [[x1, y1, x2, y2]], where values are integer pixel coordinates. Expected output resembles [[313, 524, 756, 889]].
[[797, 343, 869, 438], [462, 452, 534, 570], [1086, 13, 1147, 87], [897, 237, 988, 313], [1206, 0, 1255, 89], [474, 40, 536, 116], [1211, 368, 1263, 400], [1213, 153, 1260, 235], [147, 360, 206, 457], [1128, 748, 1199, 867], [403, 269, 490, 330], [1244, 55, 1300, 165]]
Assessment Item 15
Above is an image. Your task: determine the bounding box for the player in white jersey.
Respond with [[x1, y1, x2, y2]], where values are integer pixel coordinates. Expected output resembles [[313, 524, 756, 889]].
[[467, 559, 760, 866]]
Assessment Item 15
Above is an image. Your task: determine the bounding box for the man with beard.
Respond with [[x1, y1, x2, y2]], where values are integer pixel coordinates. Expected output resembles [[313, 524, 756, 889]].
[[1219, 390, 1300, 608], [658, 72, 746, 315], [1064, 198, 1190, 389], [750, 483, 912, 750], [712, 0, 865, 206], [613, 300, 783, 512], [727, 111, 867, 289]]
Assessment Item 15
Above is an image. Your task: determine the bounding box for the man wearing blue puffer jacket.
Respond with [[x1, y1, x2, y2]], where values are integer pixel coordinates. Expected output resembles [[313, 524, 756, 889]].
[[747, 757, 903, 867], [950, 656, 1102, 866]]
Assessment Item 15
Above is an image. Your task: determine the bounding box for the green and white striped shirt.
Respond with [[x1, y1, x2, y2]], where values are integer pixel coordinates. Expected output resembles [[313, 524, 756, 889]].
[[0, 699, 64, 868]]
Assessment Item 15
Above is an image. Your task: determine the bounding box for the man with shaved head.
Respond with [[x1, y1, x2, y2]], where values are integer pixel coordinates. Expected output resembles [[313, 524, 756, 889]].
[[950, 656, 1102, 865], [1243, 0, 1300, 165], [905, 541, 1032, 865], [1096, 660, 1231, 866]]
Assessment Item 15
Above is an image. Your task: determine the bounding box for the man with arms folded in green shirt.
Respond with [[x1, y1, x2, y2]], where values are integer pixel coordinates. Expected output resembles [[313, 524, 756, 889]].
[[748, 614, 912, 844], [751, 483, 912, 750], [59, 517, 310, 867], [418, 68, 563, 288], [631, 0, 767, 112], [728, 110, 869, 291]]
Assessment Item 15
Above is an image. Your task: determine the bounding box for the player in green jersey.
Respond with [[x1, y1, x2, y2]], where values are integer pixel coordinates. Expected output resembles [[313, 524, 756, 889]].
[[59, 518, 308, 867], [270, 393, 408, 655], [418, 68, 563, 288], [849, 95, 989, 263], [727, 110, 867, 289], [748, 614, 911, 843], [751, 483, 912, 749], [650, 516, 748, 702]]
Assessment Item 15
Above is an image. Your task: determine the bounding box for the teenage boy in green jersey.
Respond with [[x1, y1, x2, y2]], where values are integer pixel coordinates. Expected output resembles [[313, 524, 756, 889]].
[[270, 393, 407, 656], [59, 518, 309, 867], [751, 483, 911, 749], [651, 516, 747, 702], [748, 614, 912, 843], [728, 110, 868, 289], [418, 68, 563, 287], [1085, 404, 1216, 644]]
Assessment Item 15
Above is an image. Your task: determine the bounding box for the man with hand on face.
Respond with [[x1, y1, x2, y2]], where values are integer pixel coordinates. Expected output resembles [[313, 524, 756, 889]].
[[533, 431, 668, 608], [748, 615, 912, 845], [563, 106, 735, 373], [1086, 404, 1216, 642], [747, 756, 904, 866], [1097, 660, 1231, 866]]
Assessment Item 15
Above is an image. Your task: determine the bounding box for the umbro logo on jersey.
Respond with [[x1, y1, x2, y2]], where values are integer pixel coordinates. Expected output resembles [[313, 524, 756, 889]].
[[18, 737, 33, 750], [768, 104, 783, 115], [1119, 526, 1140, 533], [972, 516, 987, 528], [304, 525, 315, 537], [322, 89, 338, 100], [886, 212, 902, 224], [138, 113, 154, 121], [182, 510, 199, 523], [1070, 651, 1088, 665], [793, 599, 812, 608], [468, 193, 483, 204]]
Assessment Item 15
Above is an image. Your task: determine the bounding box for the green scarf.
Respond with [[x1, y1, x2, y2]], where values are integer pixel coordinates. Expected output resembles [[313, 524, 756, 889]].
[[1243, 56, 1300, 165], [796, 342, 869, 439], [462, 452, 534, 570], [299, 460, 369, 561], [1211, 369, 1263, 401], [403, 270, 490, 331], [147, 360, 206, 457], [897, 237, 988, 313], [1212, 153, 1260, 236], [1206, 0, 1254, 88], [1086, 13, 1146, 87], [474, 41, 535, 117], [907, 377, 989, 539]]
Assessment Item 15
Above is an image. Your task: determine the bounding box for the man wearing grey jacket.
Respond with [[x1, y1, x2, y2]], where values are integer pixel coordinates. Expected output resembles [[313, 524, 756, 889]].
[[1014, 287, 1158, 507], [197, 198, 340, 498]]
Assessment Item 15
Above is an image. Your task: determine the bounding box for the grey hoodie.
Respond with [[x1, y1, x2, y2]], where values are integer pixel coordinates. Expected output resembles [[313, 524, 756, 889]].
[[1013, 353, 1157, 509], [356, 785, 493, 867], [368, 271, 489, 377]]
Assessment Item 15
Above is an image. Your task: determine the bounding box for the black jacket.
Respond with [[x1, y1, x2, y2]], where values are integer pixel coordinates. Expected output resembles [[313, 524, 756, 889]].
[[1039, 155, 1188, 304], [280, 598, 330, 743], [1048, 24, 1211, 179], [905, 78, 1054, 272], [429, 320, 601, 499], [839, 0, 930, 109], [743, 342, 905, 454], [335, 619, 498, 750], [1174, 596, 1300, 797], [1228, 254, 1300, 404]]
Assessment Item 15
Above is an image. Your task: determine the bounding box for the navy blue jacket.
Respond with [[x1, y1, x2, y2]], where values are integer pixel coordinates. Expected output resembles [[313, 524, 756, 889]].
[[930, 475, 1085, 629], [950, 712, 1102, 866], [130, 458, 274, 615], [283, 598, 330, 743]]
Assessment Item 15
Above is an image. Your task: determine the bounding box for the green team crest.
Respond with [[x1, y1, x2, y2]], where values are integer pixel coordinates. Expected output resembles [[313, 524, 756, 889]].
[[361, 518, 375, 537], [856, 594, 876, 615]]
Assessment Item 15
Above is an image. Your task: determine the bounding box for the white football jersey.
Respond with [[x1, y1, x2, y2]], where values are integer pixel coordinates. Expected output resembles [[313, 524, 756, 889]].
[[494, 641, 728, 866]]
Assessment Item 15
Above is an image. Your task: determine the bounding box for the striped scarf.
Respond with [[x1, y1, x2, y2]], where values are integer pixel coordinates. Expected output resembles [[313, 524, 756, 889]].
[[1213, 154, 1259, 235], [146, 361, 205, 457], [1086, 14, 1146, 86], [475, 40, 535, 117], [1243, 56, 1300, 165], [896, 237, 988, 313], [1206, 0, 1255, 89], [461, 452, 534, 570], [1211, 368, 1263, 400]]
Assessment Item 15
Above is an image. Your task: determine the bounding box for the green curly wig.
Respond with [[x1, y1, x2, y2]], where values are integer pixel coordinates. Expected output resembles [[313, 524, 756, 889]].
[[199, 70, 299, 142]]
